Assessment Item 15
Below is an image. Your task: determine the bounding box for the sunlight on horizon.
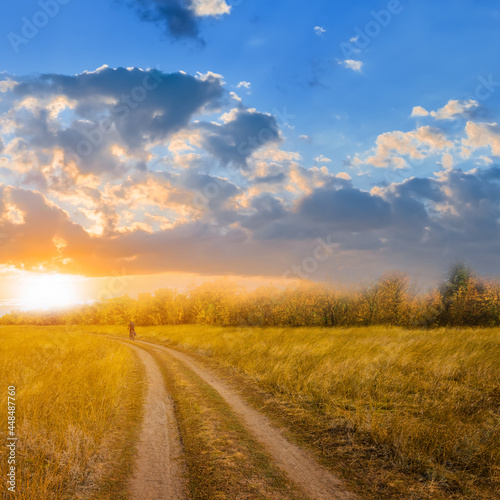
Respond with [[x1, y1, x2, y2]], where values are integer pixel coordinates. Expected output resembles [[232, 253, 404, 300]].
[[17, 274, 82, 311], [3, 270, 291, 313]]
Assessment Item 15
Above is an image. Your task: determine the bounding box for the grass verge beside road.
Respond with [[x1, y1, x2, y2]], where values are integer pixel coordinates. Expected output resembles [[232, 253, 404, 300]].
[[93, 324, 500, 499], [0, 326, 144, 499]]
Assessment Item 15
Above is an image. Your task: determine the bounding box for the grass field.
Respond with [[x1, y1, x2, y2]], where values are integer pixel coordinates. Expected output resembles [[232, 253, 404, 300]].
[[93, 324, 500, 499], [0, 326, 144, 500], [1, 324, 498, 499]]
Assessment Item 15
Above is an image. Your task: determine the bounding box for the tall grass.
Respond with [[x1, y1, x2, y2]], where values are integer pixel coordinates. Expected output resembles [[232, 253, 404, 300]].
[[96, 324, 500, 497], [0, 326, 143, 499]]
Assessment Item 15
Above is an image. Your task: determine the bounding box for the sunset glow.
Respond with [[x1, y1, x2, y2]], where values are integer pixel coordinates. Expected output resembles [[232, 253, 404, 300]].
[[19, 274, 80, 311], [0, 1, 498, 299]]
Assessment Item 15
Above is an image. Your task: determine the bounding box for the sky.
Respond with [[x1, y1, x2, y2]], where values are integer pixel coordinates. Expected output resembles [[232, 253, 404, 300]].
[[1, 0, 500, 309]]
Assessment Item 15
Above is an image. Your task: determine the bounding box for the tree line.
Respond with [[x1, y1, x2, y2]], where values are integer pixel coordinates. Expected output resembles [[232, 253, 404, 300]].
[[3, 264, 500, 328]]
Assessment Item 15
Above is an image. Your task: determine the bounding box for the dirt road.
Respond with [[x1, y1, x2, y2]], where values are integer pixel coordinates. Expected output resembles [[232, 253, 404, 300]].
[[124, 343, 186, 500], [130, 337, 358, 500]]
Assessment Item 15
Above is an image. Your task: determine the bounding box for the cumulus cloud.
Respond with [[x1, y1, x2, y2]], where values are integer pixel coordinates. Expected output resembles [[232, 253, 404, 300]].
[[2, 162, 500, 283], [4, 67, 225, 177], [197, 108, 281, 168], [463, 121, 500, 156], [411, 99, 479, 120], [365, 126, 453, 168], [314, 26, 326, 36], [1, 80, 500, 283]]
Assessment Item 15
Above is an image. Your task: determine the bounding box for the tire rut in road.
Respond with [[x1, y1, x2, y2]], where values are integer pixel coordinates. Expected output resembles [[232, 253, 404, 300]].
[[133, 338, 358, 500], [123, 342, 187, 500]]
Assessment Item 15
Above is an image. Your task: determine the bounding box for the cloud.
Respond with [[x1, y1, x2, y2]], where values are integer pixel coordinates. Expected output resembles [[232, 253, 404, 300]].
[[410, 106, 429, 118], [197, 108, 281, 168], [411, 99, 479, 120], [241, 194, 288, 231], [191, 0, 230, 16], [236, 81, 251, 89], [314, 26, 326, 36], [0, 186, 91, 270], [253, 172, 287, 185], [315, 155, 332, 163], [130, 0, 231, 40], [5, 67, 225, 176], [339, 59, 363, 72], [365, 126, 453, 168], [2, 163, 500, 283], [2, 82, 500, 284], [463, 121, 500, 156], [336, 172, 351, 180], [229, 91, 242, 102], [299, 186, 391, 231]]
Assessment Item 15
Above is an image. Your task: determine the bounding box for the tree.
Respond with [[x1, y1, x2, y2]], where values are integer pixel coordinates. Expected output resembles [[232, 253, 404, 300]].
[[439, 262, 474, 325], [441, 262, 473, 302], [375, 272, 412, 326]]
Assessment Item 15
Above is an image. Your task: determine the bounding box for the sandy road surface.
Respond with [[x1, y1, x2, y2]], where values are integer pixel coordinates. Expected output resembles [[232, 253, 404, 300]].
[[122, 342, 186, 500], [131, 337, 358, 500]]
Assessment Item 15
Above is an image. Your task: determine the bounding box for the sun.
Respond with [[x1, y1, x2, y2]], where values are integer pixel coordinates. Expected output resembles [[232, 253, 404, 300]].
[[21, 274, 80, 310]]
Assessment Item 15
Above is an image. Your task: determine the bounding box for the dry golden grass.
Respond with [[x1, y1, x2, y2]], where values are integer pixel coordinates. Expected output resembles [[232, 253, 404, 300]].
[[94, 324, 500, 499], [0, 326, 144, 500]]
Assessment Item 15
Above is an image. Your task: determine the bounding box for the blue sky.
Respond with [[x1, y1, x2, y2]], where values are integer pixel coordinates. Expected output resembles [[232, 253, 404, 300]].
[[4, 0, 500, 173], [0, 0, 500, 306]]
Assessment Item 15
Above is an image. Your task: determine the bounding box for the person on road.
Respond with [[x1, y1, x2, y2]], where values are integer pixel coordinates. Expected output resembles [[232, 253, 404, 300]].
[[128, 321, 136, 341]]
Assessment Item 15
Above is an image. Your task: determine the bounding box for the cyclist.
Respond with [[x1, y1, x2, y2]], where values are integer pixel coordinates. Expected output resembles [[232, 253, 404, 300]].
[[128, 321, 136, 341]]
